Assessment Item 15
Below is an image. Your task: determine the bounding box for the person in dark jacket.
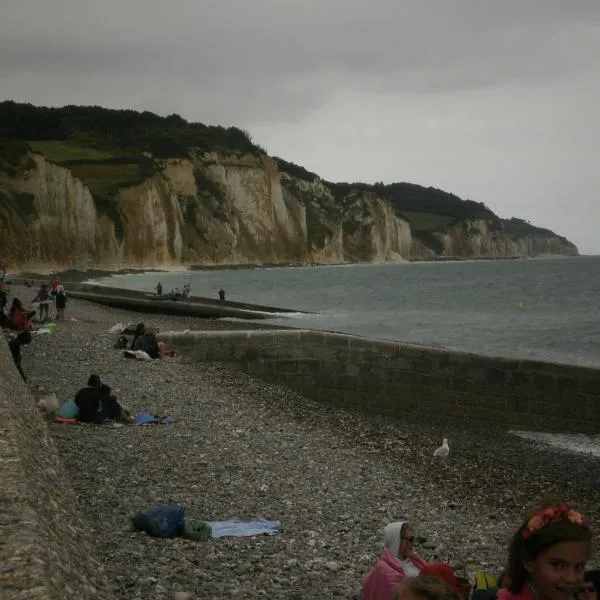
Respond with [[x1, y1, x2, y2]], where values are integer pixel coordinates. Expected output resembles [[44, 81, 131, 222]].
[[133, 326, 162, 359], [9, 331, 32, 381], [74, 375, 133, 423]]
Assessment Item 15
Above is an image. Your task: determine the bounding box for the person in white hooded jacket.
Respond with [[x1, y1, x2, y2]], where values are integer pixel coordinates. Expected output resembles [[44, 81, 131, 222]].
[[362, 520, 428, 600]]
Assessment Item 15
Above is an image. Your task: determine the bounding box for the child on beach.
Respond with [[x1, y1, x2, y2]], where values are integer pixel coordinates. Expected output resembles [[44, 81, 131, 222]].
[[54, 285, 67, 320], [499, 503, 591, 600]]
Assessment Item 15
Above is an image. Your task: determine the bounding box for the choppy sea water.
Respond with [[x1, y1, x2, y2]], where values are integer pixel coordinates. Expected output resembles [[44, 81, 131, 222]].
[[89, 256, 600, 368]]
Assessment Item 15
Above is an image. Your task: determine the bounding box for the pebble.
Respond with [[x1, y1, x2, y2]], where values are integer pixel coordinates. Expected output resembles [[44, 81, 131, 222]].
[[12, 284, 600, 600]]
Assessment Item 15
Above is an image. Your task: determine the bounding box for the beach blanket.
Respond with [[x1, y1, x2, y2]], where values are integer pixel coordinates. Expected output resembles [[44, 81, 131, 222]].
[[206, 519, 281, 538], [133, 412, 171, 425]]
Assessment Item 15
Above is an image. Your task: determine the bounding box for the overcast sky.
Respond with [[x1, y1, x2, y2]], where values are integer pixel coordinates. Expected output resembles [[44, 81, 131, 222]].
[[2, 0, 599, 252]]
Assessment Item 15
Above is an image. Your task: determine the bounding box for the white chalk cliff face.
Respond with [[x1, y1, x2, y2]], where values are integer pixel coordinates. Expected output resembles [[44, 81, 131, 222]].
[[0, 150, 578, 271]]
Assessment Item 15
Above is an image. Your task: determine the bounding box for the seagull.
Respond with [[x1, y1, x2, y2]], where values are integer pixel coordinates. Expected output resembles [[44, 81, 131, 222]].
[[433, 438, 450, 458]]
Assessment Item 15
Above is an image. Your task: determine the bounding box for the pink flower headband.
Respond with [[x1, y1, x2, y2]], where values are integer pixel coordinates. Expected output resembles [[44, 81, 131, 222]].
[[522, 504, 589, 539]]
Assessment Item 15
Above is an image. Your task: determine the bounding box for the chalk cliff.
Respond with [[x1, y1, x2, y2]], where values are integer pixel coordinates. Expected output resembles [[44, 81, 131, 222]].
[[0, 145, 578, 272]]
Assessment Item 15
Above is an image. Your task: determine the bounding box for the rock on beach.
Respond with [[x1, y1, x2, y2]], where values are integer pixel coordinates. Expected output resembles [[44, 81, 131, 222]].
[[10, 284, 600, 599]]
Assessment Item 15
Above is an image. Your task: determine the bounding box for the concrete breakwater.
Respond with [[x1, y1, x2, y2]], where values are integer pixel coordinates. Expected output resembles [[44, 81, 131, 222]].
[[8, 277, 309, 320], [160, 329, 600, 433]]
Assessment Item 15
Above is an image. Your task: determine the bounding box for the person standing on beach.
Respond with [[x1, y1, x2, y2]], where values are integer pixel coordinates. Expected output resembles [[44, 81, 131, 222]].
[[156, 282, 163, 296], [219, 288, 226, 302], [32, 283, 52, 321], [55, 285, 67, 320], [9, 331, 32, 382], [0, 277, 7, 312]]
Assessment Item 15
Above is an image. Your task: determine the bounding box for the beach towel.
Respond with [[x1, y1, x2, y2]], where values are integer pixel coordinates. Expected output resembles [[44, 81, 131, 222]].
[[206, 519, 281, 538], [133, 412, 171, 425]]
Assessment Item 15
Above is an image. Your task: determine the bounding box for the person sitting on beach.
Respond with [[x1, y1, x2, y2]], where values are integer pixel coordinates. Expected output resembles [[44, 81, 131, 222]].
[[9, 331, 32, 382], [498, 503, 591, 600], [362, 521, 428, 600], [9, 298, 35, 331], [32, 283, 53, 321], [133, 326, 163, 359], [394, 575, 461, 600], [130, 322, 146, 350], [74, 375, 134, 423]]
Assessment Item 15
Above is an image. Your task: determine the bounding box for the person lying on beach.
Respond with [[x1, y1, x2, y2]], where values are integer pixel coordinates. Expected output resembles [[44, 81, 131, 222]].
[[362, 521, 428, 600], [75, 374, 134, 424], [9, 330, 32, 382], [498, 503, 591, 600], [394, 575, 460, 600]]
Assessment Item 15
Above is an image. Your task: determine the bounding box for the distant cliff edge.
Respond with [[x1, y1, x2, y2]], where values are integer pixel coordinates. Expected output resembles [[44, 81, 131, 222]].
[[0, 101, 578, 272]]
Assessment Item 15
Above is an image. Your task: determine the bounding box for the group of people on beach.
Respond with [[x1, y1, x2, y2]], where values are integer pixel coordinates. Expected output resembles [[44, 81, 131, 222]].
[[0, 280, 68, 331], [362, 503, 597, 600], [1, 279, 69, 381]]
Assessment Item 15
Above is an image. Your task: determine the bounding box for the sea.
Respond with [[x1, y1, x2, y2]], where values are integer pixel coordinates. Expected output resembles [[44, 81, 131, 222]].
[[89, 255, 600, 455], [89, 255, 600, 369]]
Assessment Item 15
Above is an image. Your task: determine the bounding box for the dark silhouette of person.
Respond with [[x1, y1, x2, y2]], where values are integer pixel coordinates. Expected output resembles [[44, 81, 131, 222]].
[[9, 331, 32, 381], [219, 288, 225, 302]]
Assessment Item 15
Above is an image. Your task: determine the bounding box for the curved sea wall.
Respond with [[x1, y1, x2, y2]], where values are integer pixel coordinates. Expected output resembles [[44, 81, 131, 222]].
[[0, 338, 114, 599], [160, 330, 600, 433]]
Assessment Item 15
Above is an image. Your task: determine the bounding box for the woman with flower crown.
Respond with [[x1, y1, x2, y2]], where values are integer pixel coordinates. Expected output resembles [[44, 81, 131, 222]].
[[499, 503, 592, 600]]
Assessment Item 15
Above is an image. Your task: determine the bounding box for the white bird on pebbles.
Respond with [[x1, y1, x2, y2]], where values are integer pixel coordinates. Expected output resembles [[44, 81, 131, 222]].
[[433, 438, 450, 458]]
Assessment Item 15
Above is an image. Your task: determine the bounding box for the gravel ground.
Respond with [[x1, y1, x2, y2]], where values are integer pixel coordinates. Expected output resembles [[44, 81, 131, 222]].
[[9, 285, 600, 600]]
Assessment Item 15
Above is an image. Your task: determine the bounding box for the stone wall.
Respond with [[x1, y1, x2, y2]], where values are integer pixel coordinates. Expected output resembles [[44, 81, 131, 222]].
[[0, 337, 114, 599], [160, 329, 600, 433]]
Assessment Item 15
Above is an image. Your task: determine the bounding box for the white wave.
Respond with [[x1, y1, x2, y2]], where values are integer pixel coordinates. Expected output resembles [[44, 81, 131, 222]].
[[509, 430, 600, 458]]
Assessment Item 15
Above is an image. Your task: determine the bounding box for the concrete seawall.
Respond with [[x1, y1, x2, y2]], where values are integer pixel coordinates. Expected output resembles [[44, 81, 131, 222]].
[[0, 337, 114, 599], [160, 329, 600, 432]]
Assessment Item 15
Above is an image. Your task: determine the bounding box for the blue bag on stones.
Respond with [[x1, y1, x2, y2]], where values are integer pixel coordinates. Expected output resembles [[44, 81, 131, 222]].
[[131, 505, 185, 538]]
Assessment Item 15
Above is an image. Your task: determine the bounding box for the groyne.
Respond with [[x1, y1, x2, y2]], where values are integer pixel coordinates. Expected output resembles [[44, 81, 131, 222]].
[[160, 329, 600, 432]]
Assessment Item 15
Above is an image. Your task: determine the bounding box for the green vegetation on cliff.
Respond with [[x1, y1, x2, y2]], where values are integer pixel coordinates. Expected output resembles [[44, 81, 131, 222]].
[[0, 100, 261, 158]]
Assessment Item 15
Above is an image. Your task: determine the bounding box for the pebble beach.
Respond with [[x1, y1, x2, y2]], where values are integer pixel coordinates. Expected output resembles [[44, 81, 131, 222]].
[[9, 284, 600, 600]]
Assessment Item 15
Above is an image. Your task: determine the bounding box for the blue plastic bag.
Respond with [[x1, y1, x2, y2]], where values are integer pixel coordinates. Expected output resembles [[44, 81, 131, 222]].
[[131, 505, 185, 538]]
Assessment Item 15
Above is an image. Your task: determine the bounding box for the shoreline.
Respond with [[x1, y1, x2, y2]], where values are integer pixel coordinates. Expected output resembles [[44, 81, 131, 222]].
[[4, 253, 583, 282]]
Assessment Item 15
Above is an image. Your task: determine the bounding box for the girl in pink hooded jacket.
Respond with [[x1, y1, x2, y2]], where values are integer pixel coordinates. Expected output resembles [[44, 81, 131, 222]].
[[362, 520, 428, 600], [498, 504, 591, 600]]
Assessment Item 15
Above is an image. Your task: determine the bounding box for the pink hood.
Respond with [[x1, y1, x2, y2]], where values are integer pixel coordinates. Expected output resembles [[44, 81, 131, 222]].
[[361, 548, 428, 600]]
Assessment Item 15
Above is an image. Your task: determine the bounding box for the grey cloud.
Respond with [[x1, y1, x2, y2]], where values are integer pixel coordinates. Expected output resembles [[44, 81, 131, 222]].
[[1, 0, 599, 251]]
